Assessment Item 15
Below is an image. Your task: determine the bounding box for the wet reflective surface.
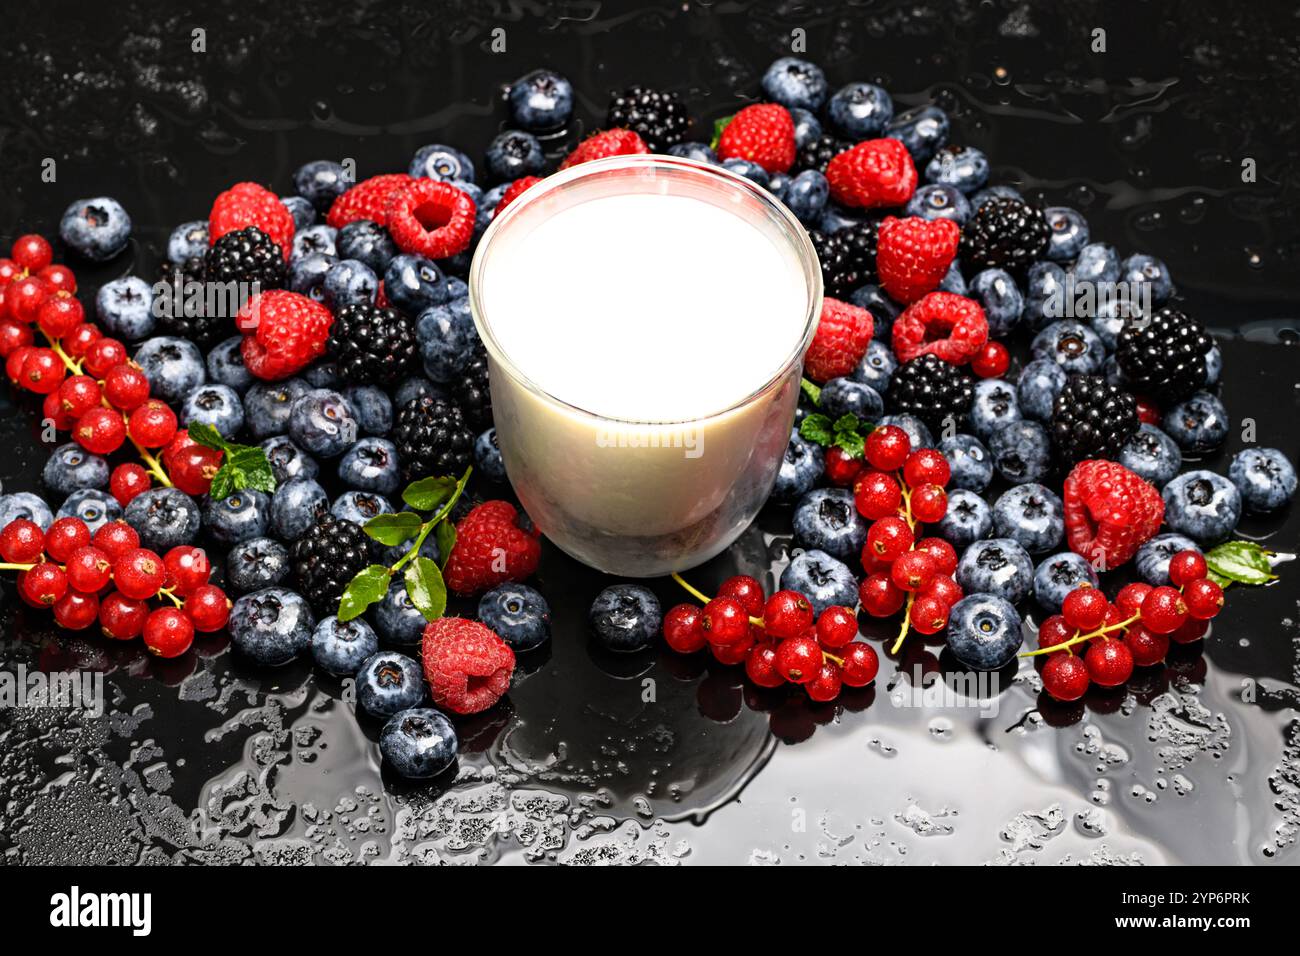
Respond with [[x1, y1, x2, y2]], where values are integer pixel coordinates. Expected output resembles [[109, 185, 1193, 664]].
[[1, 1, 1298, 864]]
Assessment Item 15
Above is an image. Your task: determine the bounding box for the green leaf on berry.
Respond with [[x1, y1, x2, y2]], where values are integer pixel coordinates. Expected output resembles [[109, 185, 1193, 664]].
[[404, 556, 447, 623], [186, 423, 277, 499], [186, 422, 226, 451], [1204, 540, 1276, 588], [363, 511, 424, 546], [338, 564, 393, 622], [435, 521, 456, 570], [402, 475, 459, 512], [832, 413, 871, 458], [800, 377, 821, 406], [799, 413, 834, 446], [710, 115, 733, 152]]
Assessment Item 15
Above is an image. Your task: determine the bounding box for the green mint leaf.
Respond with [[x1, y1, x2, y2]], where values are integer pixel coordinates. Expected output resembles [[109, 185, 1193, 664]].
[[404, 556, 447, 622], [226, 446, 276, 493], [710, 115, 733, 152], [208, 467, 236, 502], [800, 378, 821, 406], [835, 431, 865, 459], [1207, 569, 1232, 589], [435, 521, 456, 570], [402, 475, 459, 512], [338, 565, 393, 622], [1205, 540, 1276, 587], [363, 512, 425, 546], [186, 422, 228, 452], [799, 413, 834, 446], [832, 413, 862, 437]]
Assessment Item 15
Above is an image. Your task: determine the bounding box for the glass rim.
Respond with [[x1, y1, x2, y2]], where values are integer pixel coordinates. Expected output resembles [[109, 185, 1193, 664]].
[[467, 153, 824, 426]]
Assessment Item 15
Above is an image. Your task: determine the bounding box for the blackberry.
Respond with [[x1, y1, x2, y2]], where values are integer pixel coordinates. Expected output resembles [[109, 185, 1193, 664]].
[[606, 85, 689, 151], [291, 515, 370, 614], [1050, 374, 1139, 466], [1115, 307, 1213, 405], [886, 354, 975, 432], [795, 133, 851, 174], [960, 197, 1049, 274], [392, 395, 474, 483], [156, 256, 226, 348], [204, 225, 285, 290], [327, 302, 417, 387], [809, 221, 877, 297], [453, 343, 493, 430]]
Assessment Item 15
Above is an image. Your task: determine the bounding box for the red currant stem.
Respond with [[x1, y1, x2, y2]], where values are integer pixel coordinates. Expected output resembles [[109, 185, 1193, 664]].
[[130, 438, 175, 489], [890, 592, 916, 655], [0, 562, 38, 572], [1018, 612, 1142, 658], [898, 481, 916, 531], [670, 572, 763, 627], [156, 587, 184, 609], [822, 651, 844, 667], [41, 330, 84, 375]]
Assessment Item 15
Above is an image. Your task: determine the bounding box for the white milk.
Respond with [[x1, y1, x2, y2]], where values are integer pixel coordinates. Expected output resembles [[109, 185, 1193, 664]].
[[472, 156, 819, 576]]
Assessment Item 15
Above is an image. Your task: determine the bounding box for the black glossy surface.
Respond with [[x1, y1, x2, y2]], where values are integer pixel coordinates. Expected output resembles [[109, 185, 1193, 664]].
[[1, 0, 1298, 865]]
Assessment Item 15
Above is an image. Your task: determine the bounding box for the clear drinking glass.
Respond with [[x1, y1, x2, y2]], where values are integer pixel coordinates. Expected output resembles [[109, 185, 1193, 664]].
[[469, 155, 822, 577]]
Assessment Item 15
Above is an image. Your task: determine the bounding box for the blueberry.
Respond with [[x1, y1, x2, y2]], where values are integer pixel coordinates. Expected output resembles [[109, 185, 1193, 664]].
[[322, 258, 378, 309], [181, 383, 245, 439], [270, 477, 330, 542], [124, 487, 200, 550], [475, 428, 507, 482], [203, 489, 270, 545], [772, 429, 824, 503], [1229, 447, 1296, 513], [1122, 253, 1173, 306], [311, 615, 380, 676], [206, 336, 254, 393], [1043, 207, 1089, 262], [783, 170, 830, 226], [43, 443, 109, 495], [955, 538, 1034, 605], [507, 69, 574, 131], [789, 108, 823, 149], [1119, 423, 1182, 488], [261, 438, 317, 487], [1135, 533, 1202, 586], [337, 220, 398, 276], [1203, 345, 1222, 388], [133, 336, 205, 405], [969, 268, 1023, 336], [479, 583, 550, 652], [721, 159, 769, 188], [1162, 470, 1242, 545], [905, 183, 971, 225], [939, 434, 993, 492], [1016, 358, 1067, 422], [408, 143, 475, 183], [167, 220, 208, 263], [1023, 261, 1068, 329], [226, 536, 291, 593], [55, 489, 118, 533], [828, 82, 893, 138], [294, 159, 350, 211], [1031, 321, 1105, 375], [792, 489, 868, 562], [937, 261, 967, 295], [850, 339, 898, 393], [884, 104, 949, 166], [375, 257, 446, 320], [666, 142, 717, 164], [484, 129, 545, 182], [417, 299, 477, 383], [288, 389, 357, 458], [1072, 243, 1120, 285], [0, 492, 51, 531], [395, 375, 445, 408], [992, 483, 1063, 555], [847, 285, 902, 340], [380, 708, 458, 779], [877, 414, 934, 451], [970, 184, 1023, 208], [761, 56, 828, 111], [302, 361, 342, 390], [1088, 295, 1144, 352], [936, 489, 993, 549], [331, 491, 392, 529], [371, 580, 428, 646], [338, 437, 401, 494], [281, 195, 316, 231], [780, 549, 858, 617], [969, 378, 1022, 440], [589, 585, 661, 652], [1163, 391, 1230, 451], [291, 224, 337, 261], [1032, 552, 1100, 613], [988, 420, 1051, 485], [820, 378, 884, 420], [96, 276, 155, 341], [230, 588, 315, 666], [288, 250, 336, 300], [924, 145, 989, 194], [59, 196, 131, 261], [946, 594, 1023, 670], [819, 203, 872, 235]]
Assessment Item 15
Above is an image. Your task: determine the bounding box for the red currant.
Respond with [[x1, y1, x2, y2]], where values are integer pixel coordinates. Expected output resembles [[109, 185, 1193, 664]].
[[717, 574, 766, 616], [663, 603, 707, 653], [0, 518, 46, 563], [841, 642, 880, 687], [1135, 399, 1160, 426], [113, 548, 166, 600], [82, 337, 128, 378], [891, 550, 937, 592], [970, 340, 1010, 378], [1140, 585, 1187, 635], [914, 537, 957, 576], [127, 399, 178, 449], [5, 345, 33, 383], [92, 520, 140, 560], [20, 348, 65, 394], [185, 584, 231, 633], [909, 594, 949, 635], [20, 561, 67, 605], [1167, 549, 1207, 588], [99, 591, 148, 640], [102, 363, 151, 411], [38, 263, 76, 295], [859, 572, 905, 617], [805, 661, 843, 702], [1169, 616, 1209, 645], [163, 545, 211, 596], [11, 234, 53, 272], [0, 258, 19, 285], [1115, 581, 1152, 617], [866, 514, 913, 562], [109, 463, 152, 506], [1123, 623, 1170, 667], [66, 545, 113, 593], [167, 444, 220, 496], [902, 448, 950, 488], [43, 390, 73, 430], [1183, 577, 1224, 620], [1042, 652, 1090, 701], [853, 469, 903, 520], [864, 424, 911, 471], [36, 294, 83, 338], [63, 323, 102, 359], [824, 446, 864, 486], [1037, 614, 1075, 651], [1061, 586, 1108, 632], [58, 374, 102, 419], [920, 573, 962, 609], [701, 597, 749, 644], [763, 589, 814, 639], [7, 275, 50, 324], [75, 406, 127, 455], [815, 605, 857, 648], [774, 636, 823, 684], [44, 516, 90, 562], [1085, 639, 1134, 687], [0, 318, 33, 357], [744, 641, 785, 687], [53, 590, 99, 630], [143, 607, 196, 658], [909, 483, 947, 523]]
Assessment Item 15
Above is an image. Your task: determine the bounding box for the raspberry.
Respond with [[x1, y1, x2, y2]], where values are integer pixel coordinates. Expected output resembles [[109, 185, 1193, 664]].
[[143, 607, 195, 658], [442, 500, 542, 595], [237, 290, 333, 381], [716, 103, 796, 174], [559, 128, 650, 170], [663, 603, 708, 654], [876, 216, 961, 304], [1042, 652, 1090, 701], [0, 518, 45, 563], [326, 173, 414, 230], [1085, 639, 1133, 687], [803, 297, 873, 382], [422, 617, 516, 714], [208, 181, 295, 259], [385, 179, 477, 260], [841, 642, 880, 687], [717, 575, 765, 616], [859, 572, 905, 617], [44, 517, 90, 562], [774, 636, 822, 684], [825, 138, 918, 209], [891, 292, 989, 365], [763, 590, 815, 639], [99, 592, 148, 640], [1061, 460, 1164, 570], [702, 597, 749, 644], [493, 176, 544, 219]]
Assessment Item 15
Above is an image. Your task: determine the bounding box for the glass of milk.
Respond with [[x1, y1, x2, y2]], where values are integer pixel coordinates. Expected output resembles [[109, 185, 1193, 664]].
[[470, 155, 822, 576]]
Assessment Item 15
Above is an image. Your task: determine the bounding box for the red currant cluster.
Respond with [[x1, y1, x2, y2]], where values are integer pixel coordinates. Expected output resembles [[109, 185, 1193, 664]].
[[852, 425, 958, 653], [664, 576, 880, 702], [0, 514, 230, 657], [0, 233, 222, 501], [1030, 550, 1223, 702]]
